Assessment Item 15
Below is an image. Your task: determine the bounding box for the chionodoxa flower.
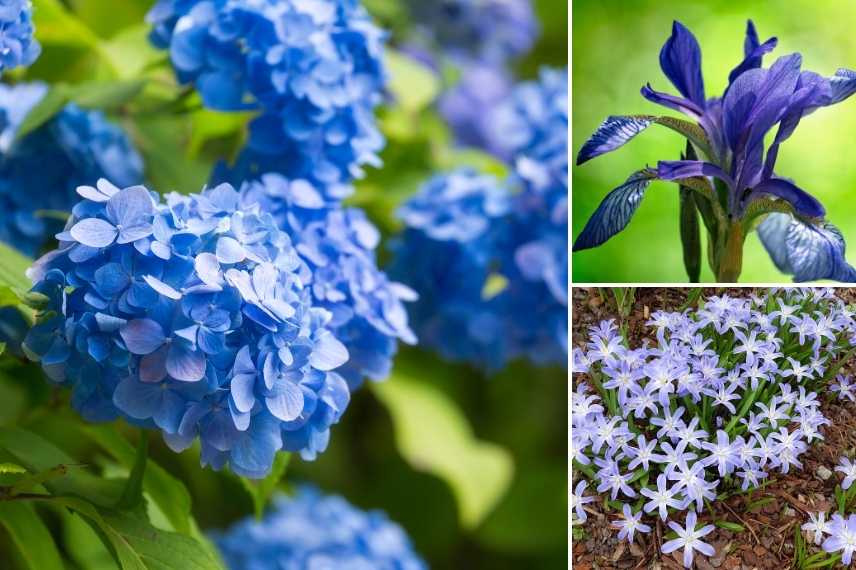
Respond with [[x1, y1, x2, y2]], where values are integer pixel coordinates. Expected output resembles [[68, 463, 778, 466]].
[[573, 20, 856, 282]]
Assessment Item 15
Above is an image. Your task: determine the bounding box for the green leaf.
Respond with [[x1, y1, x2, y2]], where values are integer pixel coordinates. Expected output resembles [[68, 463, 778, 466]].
[[385, 49, 440, 114], [0, 502, 64, 570], [99, 24, 166, 80], [372, 372, 514, 529], [115, 432, 148, 511], [16, 85, 71, 140], [714, 520, 745, 532], [33, 0, 101, 49], [49, 496, 223, 570], [679, 188, 701, 282], [83, 425, 193, 535], [237, 452, 290, 519], [72, 79, 147, 109], [0, 241, 34, 294], [0, 427, 123, 507], [0, 462, 25, 474]]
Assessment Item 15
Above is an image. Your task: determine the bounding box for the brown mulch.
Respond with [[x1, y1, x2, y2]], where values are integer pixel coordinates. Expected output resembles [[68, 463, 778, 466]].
[[571, 287, 856, 570]]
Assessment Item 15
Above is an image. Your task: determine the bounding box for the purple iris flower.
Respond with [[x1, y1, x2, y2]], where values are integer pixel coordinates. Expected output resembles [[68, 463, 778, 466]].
[[574, 20, 856, 282]]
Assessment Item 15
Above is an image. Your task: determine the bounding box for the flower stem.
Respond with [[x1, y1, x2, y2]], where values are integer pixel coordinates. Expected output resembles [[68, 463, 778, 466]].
[[716, 222, 745, 282]]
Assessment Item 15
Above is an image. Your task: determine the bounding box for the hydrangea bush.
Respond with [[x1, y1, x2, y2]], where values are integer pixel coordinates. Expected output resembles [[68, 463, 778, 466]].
[[390, 68, 568, 369], [148, 0, 387, 190], [571, 289, 856, 567], [24, 181, 355, 477], [0, 83, 144, 255], [0, 0, 39, 73], [214, 486, 427, 569]]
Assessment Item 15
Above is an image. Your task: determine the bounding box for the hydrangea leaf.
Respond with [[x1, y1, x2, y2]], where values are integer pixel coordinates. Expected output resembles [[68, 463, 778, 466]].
[[372, 370, 513, 529], [386, 49, 441, 114], [573, 169, 658, 252], [83, 424, 194, 535], [0, 502, 64, 570]]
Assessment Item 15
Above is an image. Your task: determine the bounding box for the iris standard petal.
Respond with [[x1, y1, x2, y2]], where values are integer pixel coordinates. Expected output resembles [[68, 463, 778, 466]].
[[659, 21, 706, 107]]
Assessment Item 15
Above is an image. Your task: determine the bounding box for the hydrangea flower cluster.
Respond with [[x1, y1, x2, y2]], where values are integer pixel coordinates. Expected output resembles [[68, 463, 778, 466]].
[[24, 180, 357, 477], [214, 486, 426, 570], [0, 83, 144, 255], [404, 0, 538, 66], [147, 0, 387, 190], [390, 69, 568, 370], [571, 289, 856, 567], [239, 173, 417, 389], [0, 0, 39, 73]]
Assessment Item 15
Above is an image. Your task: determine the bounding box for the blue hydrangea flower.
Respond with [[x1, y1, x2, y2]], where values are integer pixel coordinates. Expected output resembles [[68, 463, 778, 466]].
[[24, 180, 355, 477], [404, 0, 538, 65], [0, 0, 40, 73], [0, 83, 144, 256], [574, 20, 856, 282], [147, 0, 387, 190], [239, 173, 417, 389], [438, 62, 512, 157], [388, 168, 515, 370], [213, 486, 426, 570], [391, 70, 568, 370]]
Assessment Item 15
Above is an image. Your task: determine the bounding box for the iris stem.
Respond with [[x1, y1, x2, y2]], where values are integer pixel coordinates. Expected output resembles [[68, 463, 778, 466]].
[[716, 222, 745, 282]]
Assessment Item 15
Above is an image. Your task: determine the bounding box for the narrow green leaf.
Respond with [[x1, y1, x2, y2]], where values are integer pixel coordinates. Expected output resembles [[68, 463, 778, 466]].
[[0, 462, 24, 474], [0, 427, 123, 507], [16, 86, 71, 141], [385, 49, 440, 113], [115, 432, 148, 511], [679, 188, 701, 283], [372, 372, 514, 529], [237, 452, 290, 519], [83, 425, 193, 535], [72, 79, 147, 109], [714, 520, 745, 532], [0, 502, 64, 570]]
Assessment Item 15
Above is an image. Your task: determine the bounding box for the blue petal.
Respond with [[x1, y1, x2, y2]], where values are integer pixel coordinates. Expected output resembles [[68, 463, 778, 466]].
[[727, 20, 777, 87], [153, 390, 186, 434], [143, 275, 183, 300], [572, 170, 658, 252], [830, 68, 856, 105], [113, 376, 161, 420], [309, 332, 349, 371], [106, 186, 154, 228], [216, 237, 246, 264], [194, 253, 223, 287], [120, 319, 166, 355], [640, 84, 704, 117], [659, 21, 706, 107], [70, 218, 117, 248], [140, 346, 169, 383], [656, 160, 734, 188], [744, 178, 825, 218], [230, 413, 282, 479], [231, 372, 256, 413], [265, 380, 305, 422], [758, 213, 856, 282], [576, 115, 654, 166], [167, 343, 207, 382]]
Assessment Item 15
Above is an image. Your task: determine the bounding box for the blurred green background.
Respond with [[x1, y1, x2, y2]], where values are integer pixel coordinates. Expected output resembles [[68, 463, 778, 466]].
[[0, 0, 568, 569], [572, 0, 856, 283]]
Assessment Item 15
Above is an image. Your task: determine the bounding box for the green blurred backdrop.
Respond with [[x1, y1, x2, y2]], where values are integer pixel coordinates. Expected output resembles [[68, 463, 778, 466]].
[[572, 0, 856, 283]]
